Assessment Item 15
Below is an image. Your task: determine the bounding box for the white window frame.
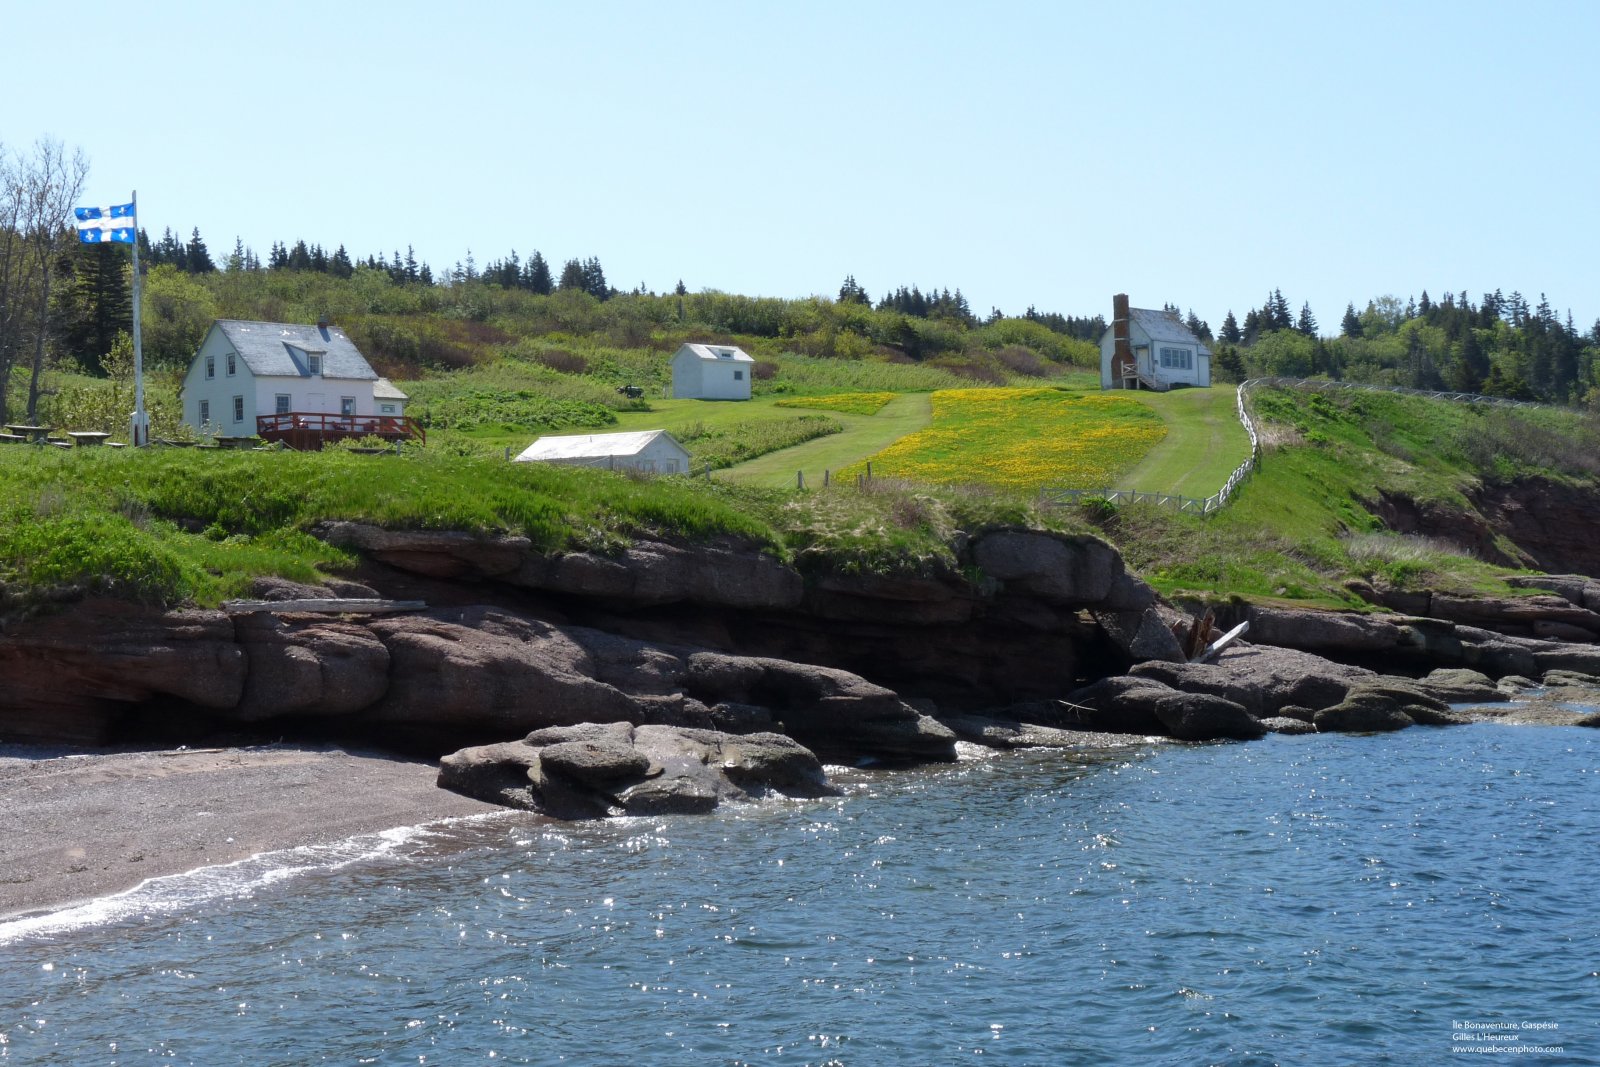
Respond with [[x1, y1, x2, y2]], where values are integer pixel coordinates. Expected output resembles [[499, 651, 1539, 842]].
[[232, 395, 245, 423], [308, 354, 322, 376], [275, 394, 291, 414], [340, 396, 356, 416], [205, 355, 215, 379], [1158, 346, 1193, 371], [226, 352, 236, 376], [199, 399, 210, 425], [380, 403, 396, 415]]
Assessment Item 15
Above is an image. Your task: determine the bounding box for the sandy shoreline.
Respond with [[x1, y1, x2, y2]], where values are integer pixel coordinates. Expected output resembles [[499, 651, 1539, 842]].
[[0, 743, 507, 921]]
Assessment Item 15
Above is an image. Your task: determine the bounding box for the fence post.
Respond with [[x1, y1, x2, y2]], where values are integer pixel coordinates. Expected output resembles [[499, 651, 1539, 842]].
[[824, 469, 830, 487], [865, 461, 872, 481], [797, 470, 805, 490]]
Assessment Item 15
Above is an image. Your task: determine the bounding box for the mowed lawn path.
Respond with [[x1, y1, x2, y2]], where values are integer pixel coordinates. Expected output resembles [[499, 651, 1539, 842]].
[[1118, 386, 1253, 497], [717, 393, 933, 487]]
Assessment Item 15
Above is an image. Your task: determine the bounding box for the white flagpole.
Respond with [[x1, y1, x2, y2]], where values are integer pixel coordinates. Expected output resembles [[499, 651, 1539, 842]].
[[130, 190, 148, 446]]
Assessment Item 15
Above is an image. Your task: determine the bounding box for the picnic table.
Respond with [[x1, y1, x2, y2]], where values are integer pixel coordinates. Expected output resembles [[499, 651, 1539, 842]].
[[4, 424, 51, 442], [67, 431, 112, 447]]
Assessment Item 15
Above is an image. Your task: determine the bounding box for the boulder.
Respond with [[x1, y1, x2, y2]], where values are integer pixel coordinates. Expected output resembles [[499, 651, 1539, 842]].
[[970, 529, 1124, 605], [937, 711, 1144, 750], [1057, 676, 1176, 735], [1131, 645, 1377, 717], [1259, 716, 1317, 735], [1151, 692, 1265, 742], [230, 614, 390, 721], [1412, 668, 1505, 706], [1092, 607, 1187, 663], [438, 723, 838, 819], [1310, 683, 1448, 733]]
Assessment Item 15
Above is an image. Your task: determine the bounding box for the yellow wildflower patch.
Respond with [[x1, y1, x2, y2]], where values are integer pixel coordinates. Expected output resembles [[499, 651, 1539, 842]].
[[839, 388, 1165, 491], [775, 392, 897, 416]]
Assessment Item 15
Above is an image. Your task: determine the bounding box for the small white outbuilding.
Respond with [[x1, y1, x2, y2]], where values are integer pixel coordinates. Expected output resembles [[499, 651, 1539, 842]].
[[513, 429, 691, 474], [670, 342, 753, 400]]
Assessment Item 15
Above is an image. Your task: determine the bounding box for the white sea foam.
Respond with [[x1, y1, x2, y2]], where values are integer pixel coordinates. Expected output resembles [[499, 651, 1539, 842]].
[[0, 812, 508, 945]]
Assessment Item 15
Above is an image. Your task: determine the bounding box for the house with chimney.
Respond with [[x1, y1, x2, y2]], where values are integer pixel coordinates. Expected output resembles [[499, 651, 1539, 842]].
[[1099, 294, 1212, 391], [180, 318, 423, 448]]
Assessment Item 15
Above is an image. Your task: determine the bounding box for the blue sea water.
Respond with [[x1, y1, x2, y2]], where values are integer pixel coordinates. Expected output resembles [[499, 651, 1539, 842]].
[[2, 723, 1597, 1066]]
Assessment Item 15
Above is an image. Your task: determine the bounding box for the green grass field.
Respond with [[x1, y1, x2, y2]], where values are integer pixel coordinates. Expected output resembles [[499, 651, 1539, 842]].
[[1118, 386, 1254, 497]]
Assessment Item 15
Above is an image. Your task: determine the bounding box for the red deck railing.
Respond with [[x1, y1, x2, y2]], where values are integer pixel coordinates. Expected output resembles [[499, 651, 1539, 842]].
[[256, 412, 426, 450]]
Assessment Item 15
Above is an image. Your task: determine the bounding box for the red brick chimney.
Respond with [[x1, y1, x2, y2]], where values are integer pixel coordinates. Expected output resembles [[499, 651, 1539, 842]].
[[1112, 293, 1134, 386]]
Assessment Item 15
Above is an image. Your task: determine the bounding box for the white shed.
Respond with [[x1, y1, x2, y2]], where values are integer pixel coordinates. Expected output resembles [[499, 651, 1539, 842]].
[[1099, 294, 1212, 391], [670, 342, 753, 400], [513, 429, 691, 474]]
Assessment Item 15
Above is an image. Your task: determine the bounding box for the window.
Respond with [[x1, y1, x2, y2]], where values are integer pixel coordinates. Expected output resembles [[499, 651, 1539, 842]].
[[199, 400, 209, 425], [205, 355, 215, 379], [1158, 347, 1193, 371], [308, 354, 322, 375], [232, 396, 244, 423], [733, 369, 744, 381], [340, 397, 356, 416], [275, 394, 291, 414], [380, 403, 396, 415], [226, 352, 236, 376]]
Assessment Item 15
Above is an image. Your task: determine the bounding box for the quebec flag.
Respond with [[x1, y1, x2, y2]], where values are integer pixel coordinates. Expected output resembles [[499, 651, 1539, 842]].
[[74, 202, 137, 244]]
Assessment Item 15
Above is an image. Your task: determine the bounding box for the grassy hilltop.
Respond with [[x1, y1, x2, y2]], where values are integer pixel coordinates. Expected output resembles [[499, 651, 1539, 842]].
[[4, 265, 1599, 614]]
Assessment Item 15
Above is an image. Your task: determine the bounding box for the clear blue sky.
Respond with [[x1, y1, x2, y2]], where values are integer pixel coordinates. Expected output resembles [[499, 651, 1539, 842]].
[[8, 0, 1598, 333]]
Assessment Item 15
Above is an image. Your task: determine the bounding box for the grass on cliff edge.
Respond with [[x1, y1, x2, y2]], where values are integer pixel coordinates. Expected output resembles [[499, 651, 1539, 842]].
[[1096, 386, 1600, 606], [0, 445, 1078, 610]]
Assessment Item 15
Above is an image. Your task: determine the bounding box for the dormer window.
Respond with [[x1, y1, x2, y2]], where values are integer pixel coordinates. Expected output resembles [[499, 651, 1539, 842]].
[[308, 354, 322, 376]]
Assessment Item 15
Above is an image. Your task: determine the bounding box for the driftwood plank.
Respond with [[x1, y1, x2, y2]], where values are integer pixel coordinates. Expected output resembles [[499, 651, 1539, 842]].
[[222, 599, 427, 615]]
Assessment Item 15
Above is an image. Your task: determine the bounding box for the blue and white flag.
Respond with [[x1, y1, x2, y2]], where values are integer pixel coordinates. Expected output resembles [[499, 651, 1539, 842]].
[[74, 202, 137, 244]]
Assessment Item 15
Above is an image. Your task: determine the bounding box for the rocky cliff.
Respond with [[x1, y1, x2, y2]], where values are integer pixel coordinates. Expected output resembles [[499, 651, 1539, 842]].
[[5, 520, 1599, 820]]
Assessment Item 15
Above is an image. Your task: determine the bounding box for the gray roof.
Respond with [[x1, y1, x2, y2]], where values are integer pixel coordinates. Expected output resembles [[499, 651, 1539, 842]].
[[1130, 308, 1212, 353], [373, 377, 409, 400], [213, 319, 378, 380]]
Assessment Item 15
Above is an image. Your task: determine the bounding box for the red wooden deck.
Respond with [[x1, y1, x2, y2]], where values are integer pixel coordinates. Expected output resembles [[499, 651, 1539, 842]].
[[256, 412, 425, 451]]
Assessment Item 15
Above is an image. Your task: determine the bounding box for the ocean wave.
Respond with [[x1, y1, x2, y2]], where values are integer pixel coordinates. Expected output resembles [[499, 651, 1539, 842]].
[[0, 811, 510, 945]]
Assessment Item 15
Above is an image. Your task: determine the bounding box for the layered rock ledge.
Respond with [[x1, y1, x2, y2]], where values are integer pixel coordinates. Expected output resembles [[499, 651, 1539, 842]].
[[4, 526, 1599, 819]]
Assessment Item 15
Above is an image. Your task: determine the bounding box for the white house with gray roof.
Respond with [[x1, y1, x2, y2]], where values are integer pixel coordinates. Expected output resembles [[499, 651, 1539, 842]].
[[670, 342, 753, 400], [181, 319, 410, 439], [1099, 296, 1212, 390], [513, 429, 690, 474]]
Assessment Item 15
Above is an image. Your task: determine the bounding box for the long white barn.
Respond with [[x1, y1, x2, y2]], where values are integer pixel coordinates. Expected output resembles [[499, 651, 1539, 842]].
[[513, 429, 691, 474]]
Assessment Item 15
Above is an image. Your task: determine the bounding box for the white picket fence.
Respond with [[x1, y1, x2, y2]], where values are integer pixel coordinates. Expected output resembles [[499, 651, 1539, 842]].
[[1041, 377, 1536, 517]]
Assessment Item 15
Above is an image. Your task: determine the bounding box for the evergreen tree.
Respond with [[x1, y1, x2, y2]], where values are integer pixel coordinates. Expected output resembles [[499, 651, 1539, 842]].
[[1219, 310, 1241, 344], [1296, 302, 1317, 337], [54, 240, 131, 373], [330, 244, 354, 279], [674, 279, 687, 297], [838, 274, 870, 305], [1340, 302, 1363, 338], [580, 256, 609, 300], [524, 251, 553, 295], [226, 236, 245, 272], [184, 228, 215, 273], [405, 246, 419, 283], [558, 258, 586, 291]]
